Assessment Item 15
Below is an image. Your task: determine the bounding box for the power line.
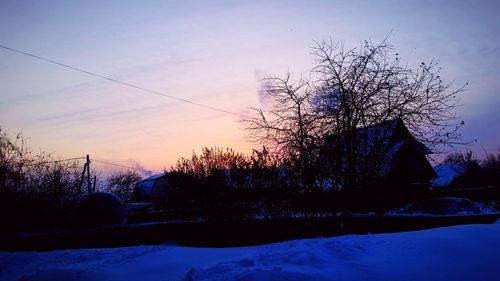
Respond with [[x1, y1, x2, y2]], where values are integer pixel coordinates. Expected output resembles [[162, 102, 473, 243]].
[[9, 156, 143, 171], [92, 159, 139, 170], [0, 44, 247, 118], [7, 156, 86, 165], [50, 157, 87, 163]]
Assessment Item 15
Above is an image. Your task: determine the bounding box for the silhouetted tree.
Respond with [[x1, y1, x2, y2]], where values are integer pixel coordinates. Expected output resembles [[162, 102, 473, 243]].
[[441, 151, 484, 187], [443, 151, 478, 169], [0, 127, 86, 232], [106, 170, 142, 202], [481, 150, 500, 187], [245, 37, 466, 190], [172, 147, 251, 189], [244, 74, 323, 188], [249, 146, 289, 189]]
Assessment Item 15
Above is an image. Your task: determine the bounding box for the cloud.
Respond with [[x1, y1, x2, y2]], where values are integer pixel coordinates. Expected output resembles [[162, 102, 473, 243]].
[[254, 69, 272, 106], [258, 80, 274, 106]]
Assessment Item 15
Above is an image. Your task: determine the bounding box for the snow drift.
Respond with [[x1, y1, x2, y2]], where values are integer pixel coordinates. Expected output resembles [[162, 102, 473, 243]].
[[1, 220, 499, 281]]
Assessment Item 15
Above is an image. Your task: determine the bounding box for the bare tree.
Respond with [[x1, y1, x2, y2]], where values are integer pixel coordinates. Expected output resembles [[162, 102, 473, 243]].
[[0, 127, 83, 197], [312, 38, 465, 148], [106, 170, 142, 202], [245, 37, 466, 190], [244, 74, 323, 188], [312, 38, 466, 189], [0, 127, 85, 232]]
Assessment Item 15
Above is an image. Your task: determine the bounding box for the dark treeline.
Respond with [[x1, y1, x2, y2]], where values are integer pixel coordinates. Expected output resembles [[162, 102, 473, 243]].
[[146, 147, 500, 221], [147, 37, 499, 220], [2, 38, 500, 232], [0, 128, 141, 233], [439, 151, 500, 189], [0, 128, 85, 233], [1, 127, 499, 233]]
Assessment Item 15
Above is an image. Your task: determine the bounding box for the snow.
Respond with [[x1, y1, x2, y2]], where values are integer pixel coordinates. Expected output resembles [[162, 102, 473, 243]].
[[387, 197, 482, 215], [431, 163, 465, 187], [1, 220, 499, 281], [133, 173, 166, 201], [140, 173, 167, 183]]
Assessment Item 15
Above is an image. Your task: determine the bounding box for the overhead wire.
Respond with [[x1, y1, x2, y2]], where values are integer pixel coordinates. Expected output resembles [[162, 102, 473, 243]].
[[0, 44, 255, 170], [0, 44, 249, 118], [7, 156, 144, 171], [92, 159, 139, 170], [48, 156, 87, 163], [6, 156, 86, 165]]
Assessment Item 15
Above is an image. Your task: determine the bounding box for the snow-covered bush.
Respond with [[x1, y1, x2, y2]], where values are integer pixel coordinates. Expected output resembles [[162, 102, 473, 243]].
[[74, 192, 126, 228]]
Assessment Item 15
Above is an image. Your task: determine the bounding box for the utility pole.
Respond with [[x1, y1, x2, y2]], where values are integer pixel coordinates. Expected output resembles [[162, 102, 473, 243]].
[[79, 162, 87, 194], [53, 161, 57, 193], [86, 154, 91, 194]]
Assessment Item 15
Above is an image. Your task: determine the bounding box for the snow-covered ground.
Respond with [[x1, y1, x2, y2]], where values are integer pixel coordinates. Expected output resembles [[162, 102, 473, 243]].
[[1, 221, 499, 281], [385, 198, 499, 216]]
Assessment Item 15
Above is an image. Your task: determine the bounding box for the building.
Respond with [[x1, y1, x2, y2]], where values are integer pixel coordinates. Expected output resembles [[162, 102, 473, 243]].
[[131, 173, 168, 202], [322, 118, 437, 189]]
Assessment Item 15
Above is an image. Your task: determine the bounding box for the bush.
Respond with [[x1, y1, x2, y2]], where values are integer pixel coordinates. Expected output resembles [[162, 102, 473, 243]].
[[0, 128, 86, 233], [482, 151, 500, 187], [172, 147, 251, 189], [161, 147, 293, 217], [171, 146, 289, 190]]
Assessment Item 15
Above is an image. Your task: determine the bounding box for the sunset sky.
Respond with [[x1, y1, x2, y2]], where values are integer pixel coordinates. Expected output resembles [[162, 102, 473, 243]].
[[1, 0, 499, 175]]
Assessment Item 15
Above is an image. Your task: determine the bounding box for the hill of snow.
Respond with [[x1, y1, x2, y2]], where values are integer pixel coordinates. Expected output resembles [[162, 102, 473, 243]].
[[1, 220, 499, 281]]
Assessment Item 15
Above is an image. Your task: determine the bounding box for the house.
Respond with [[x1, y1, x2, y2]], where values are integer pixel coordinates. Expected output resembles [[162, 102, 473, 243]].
[[431, 161, 484, 189], [431, 163, 465, 187], [322, 118, 437, 189], [376, 119, 437, 186], [131, 173, 169, 202]]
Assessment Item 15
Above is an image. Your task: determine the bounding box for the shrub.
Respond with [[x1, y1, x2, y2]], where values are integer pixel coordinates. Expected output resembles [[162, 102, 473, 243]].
[[482, 151, 500, 187], [0, 128, 86, 233]]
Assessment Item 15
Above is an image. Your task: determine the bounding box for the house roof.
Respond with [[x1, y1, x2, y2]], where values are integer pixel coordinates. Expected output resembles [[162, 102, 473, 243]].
[[431, 163, 466, 187], [357, 118, 431, 154], [137, 173, 167, 183], [134, 173, 167, 196], [325, 118, 430, 155], [323, 118, 435, 179]]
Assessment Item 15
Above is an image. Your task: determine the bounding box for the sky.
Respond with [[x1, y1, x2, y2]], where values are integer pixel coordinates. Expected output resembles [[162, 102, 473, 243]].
[[0, 0, 499, 175]]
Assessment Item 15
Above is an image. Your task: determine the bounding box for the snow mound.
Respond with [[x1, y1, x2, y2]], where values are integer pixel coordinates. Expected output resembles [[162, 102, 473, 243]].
[[74, 192, 126, 228], [396, 197, 481, 215], [18, 269, 102, 281], [1, 221, 499, 281]]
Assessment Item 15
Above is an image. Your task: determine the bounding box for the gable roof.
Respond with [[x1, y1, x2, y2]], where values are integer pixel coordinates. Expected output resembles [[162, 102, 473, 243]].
[[357, 118, 431, 154], [132, 173, 168, 201], [137, 173, 167, 183], [323, 118, 436, 180], [431, 163, 465, 187]]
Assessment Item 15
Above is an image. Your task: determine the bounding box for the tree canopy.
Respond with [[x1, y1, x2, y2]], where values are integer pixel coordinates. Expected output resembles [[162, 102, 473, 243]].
[[245, 37, 466, 189]]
